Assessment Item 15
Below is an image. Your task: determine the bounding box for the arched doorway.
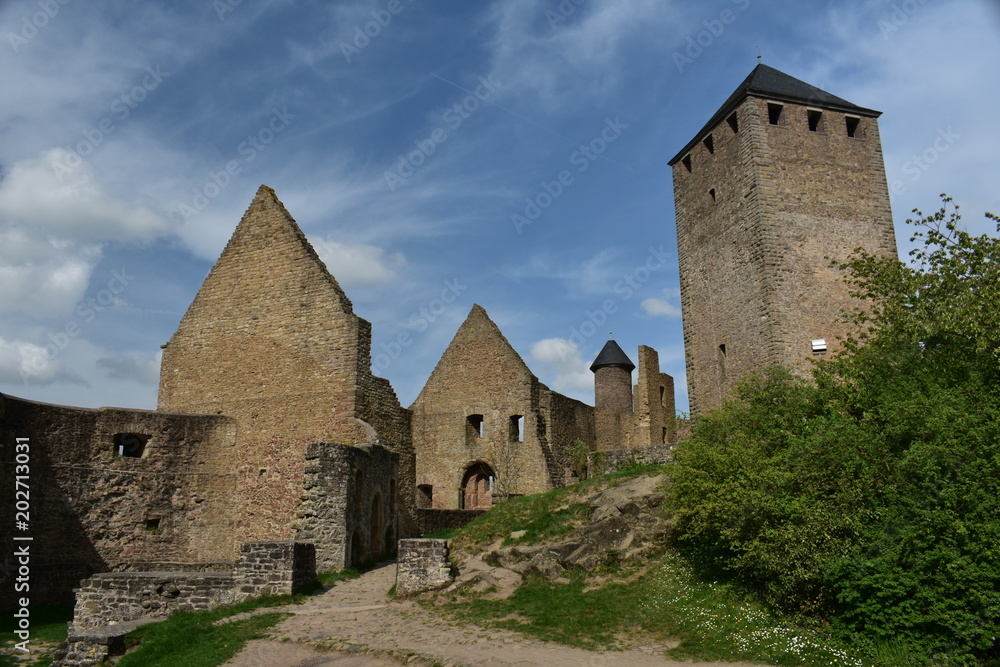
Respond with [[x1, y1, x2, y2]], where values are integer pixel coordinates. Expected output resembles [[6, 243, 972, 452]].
[[461, 462, 495, 510], [350, 528, 363, 566]]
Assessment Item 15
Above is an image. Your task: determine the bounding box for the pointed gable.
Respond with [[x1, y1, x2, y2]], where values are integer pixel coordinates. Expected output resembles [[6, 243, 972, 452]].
[[411, 304, 534, 409], [178, 184, 352, 323]]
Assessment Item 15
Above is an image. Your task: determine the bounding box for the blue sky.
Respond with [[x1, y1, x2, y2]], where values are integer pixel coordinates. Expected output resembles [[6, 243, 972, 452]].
[[1, 0, 998, 413]]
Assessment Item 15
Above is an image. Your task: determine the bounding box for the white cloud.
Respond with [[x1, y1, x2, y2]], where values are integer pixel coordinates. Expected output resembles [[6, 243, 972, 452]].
[[641, 288, 682, 318], [530, 337, 594, 396], [0, 336, 88, 387], [313, 237, 405, 288], [0, 149, 171, 242]]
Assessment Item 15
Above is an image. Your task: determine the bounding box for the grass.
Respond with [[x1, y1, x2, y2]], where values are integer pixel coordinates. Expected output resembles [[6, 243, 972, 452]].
[[430, 465, 872, 666], [439, 552, 865, 666], [0, 603, 73, 667]]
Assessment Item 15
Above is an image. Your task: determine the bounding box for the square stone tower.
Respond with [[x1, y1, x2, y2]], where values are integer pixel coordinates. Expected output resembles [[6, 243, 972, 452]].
[[669, 64, 897, 415]]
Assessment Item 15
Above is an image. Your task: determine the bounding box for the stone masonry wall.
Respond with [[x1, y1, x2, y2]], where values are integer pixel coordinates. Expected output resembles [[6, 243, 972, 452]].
[[410, 305, 556, 509], [589, 444, 675, 476], [395, 539, 453, 596], [672, 92, 896, 414], [296, 442, 398, 570], [0, 393, 237, 609], [158, 186, 414, 555]]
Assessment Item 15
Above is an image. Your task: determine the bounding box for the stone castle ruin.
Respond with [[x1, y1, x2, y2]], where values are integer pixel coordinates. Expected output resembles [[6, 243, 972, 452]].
[[1, 64, 897, 637]]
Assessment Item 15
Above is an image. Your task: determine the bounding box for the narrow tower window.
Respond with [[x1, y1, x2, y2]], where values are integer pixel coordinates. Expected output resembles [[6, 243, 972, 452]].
[[467, 414, 484, 438], [718, 344, 728, 383], [659, 385, 666, 407], [681, 155, 692, 172], [767, 102, 783, 125], [845, 116, 861, 138], [808, 109, 823, 132], [727, 112, 739, 134], [709, 188, 716, 201], [703, 134, 714, 154]]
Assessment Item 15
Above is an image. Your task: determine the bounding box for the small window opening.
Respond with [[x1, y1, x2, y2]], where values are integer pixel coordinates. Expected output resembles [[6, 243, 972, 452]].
[[509, 415, 524, 442], [767, 102, 783, 125], [417, 484, 433, 509], [708, 188, 716, 201], [703, 134, 714, 154], [718, 343, 728, 383], [846, 116, 861, 138], [114, 433, 149, 458], [467, 414, 484, 438], [659, 386, 666, 408], [145, 518, 160, 532], [661, 427, 668, 444], [726, 112, 739, 133], [808, 109, 823, 132], [681, 155, 692, 172]]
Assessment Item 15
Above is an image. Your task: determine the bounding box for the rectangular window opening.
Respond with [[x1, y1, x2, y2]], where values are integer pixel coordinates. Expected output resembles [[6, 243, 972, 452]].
[[509, 415, 524, 442], [718, 343, 728, 383], [709, 188, 716, 201], [661, 427, 668, 444], [114, 433, 149, 458], [703, 134, 714, 154], [417, 484, 433, 508], [808, 109, 823, 132], [846, 116, 861, 138], [767, 102, 783, 125], [145, 518, 160, 532], [681, 154, 692, 172], [659, 385, 666, 408], [467, 414, 484, 438], [727, 112, 739, 134]]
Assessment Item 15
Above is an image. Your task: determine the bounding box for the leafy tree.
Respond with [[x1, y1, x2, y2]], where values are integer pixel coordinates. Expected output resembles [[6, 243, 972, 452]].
[[668, 198, 1000, 664]]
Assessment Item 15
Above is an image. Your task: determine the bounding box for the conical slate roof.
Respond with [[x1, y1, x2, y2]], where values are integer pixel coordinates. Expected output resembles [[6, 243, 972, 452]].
[[669, 64, 881, 165], [590, 339, 635, 372]]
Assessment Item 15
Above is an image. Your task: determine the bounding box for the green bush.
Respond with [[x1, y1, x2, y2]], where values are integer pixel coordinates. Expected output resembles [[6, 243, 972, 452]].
[[668, 199, 1000, 664]]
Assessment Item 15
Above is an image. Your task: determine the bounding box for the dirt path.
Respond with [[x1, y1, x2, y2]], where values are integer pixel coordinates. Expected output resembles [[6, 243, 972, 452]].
[[223, 563, 766, 667]]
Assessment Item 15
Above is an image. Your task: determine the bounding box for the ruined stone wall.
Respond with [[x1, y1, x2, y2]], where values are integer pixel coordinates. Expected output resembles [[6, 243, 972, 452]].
[[0, 393, 237, 609], [411, 305, 555, 509], [414, 509, 486, 536], [395, 539, 453, 596], [672, 95, 895, 414], [539, 388, 594, 485], [158, 186, 413, 553], [589, 444, 675, 476], [633, 346, 675, 446], [296, 442, 398, 570]]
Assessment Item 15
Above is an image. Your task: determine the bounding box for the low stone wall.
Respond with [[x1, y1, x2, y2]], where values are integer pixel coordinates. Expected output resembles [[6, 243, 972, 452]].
[[395, 539, 453, 597], [415, 508, 485, 536], [589, 444, 675, 476], [56, 540, 316, 666], [70, 572, 237, 632], [236, 540, 316, 597]]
